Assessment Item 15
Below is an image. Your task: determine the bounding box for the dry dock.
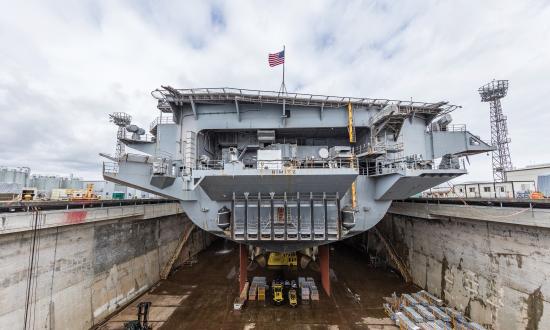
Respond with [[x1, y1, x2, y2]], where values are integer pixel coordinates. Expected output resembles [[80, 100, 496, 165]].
[[99, 239, 415, 329], [367, 198, 550, 329], [0, 200, 214, 329], [1, 198, 549, 329]]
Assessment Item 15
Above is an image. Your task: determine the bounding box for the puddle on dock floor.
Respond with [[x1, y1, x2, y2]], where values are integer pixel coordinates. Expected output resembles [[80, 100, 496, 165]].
[[100, 240, 418, 329]]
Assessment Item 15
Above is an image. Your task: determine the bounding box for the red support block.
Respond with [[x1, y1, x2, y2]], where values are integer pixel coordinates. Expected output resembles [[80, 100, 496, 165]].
[[239, 244, 248, 293], [319, 244, 330, 296]]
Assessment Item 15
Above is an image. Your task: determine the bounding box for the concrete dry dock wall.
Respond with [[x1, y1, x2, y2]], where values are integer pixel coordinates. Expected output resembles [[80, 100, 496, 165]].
[[0, 202, 214, 330], [368, 201, 550, 330]]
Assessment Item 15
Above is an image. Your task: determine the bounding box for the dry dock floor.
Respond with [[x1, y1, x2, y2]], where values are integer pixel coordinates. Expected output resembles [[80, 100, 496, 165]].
[[100, 240, 418, 330]]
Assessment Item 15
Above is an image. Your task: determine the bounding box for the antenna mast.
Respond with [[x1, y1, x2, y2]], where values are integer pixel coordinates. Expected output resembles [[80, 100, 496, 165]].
[[109, 112, 132, 158]]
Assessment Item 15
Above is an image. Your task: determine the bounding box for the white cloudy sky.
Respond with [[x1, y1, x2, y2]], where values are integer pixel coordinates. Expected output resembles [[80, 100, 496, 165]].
[[0, 0, 549, 181]]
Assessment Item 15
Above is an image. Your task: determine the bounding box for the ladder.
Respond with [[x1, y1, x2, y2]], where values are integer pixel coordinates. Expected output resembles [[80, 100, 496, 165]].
[[372, 227, 412, 283], [160, 223, 196, 279]]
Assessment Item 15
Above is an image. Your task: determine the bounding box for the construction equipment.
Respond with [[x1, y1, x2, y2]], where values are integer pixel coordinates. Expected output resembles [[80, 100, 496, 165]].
[[267, 252, 298, 266], [69, 183, 99, 201], [530, 192, 544, 199], [271, 281, 284, 306], [288, 289, 298, 307], [21, 188, 37, 201], [124, 301, 152, 330]]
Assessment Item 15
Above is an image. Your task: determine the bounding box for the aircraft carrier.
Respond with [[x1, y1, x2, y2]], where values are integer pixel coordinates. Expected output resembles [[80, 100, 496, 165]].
[[101, 86, 492, 252], [3, 86, 549, 329]]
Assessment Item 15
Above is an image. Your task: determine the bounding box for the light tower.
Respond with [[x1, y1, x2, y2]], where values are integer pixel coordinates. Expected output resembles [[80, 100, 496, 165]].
[[109, 112, 132, 158], [478, 80, 512, 182]]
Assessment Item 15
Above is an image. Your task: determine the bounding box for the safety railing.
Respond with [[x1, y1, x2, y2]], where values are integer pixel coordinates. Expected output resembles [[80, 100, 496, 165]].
[[428, 124, 467, 132], [196, 160, 224, 170], [151, 87, 460, 113], [370, 105, 411, 127], [119, 128, 156, 143], [196, 158, 358, 171], [361, 156, 460, 176], [149, 116, 174, 132], [354, 142, 403, 156]]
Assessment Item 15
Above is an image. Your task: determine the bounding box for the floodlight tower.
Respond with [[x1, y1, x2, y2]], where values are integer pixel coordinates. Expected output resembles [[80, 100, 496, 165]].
[[478, 80, 512, 182], [109, 112, 132, 158]]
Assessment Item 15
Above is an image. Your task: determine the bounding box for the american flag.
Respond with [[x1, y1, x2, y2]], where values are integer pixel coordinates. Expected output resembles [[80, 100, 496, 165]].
[[268, 50, 285, 67]]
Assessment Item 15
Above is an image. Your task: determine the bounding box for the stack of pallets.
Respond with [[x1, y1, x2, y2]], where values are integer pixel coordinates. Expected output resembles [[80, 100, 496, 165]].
[[298, 277, 320, 302], [251, 277, 267, 303], [383, 290, 487, 330]]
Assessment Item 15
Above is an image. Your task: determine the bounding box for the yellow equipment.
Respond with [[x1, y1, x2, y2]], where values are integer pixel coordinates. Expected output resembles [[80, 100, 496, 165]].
[[258, 286, 266, 302], [267, 252, 298, 266], [288, 289, 298, 307], [70, 184, 99, 201], [272, 283, 284, 305], [21, 188, 37, 201], [530, 192, 544, 199]]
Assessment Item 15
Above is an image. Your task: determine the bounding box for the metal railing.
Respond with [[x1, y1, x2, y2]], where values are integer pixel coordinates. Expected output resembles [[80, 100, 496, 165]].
[[369, 105, 410, 126], [354, 142, 403, 156], [119, 153, 154, 163], [361, 156, 454, 176], [149, 116, 174, 132], [196, 158, 358, 171], [151, 87, 460, 113], [428, 124, 467, 132], [119, 128, 156, 143]]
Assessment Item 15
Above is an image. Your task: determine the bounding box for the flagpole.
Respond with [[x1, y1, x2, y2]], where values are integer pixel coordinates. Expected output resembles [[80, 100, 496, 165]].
[[282, 45, 285, 91]]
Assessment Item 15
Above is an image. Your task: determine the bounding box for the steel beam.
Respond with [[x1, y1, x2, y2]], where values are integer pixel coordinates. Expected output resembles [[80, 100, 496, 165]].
[[239, 244, 248, 293], [319, 244, 330, 296]]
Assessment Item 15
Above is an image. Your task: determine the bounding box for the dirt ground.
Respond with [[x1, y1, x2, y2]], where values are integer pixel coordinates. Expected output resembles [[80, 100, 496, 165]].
[[99, 239, 418, 330]]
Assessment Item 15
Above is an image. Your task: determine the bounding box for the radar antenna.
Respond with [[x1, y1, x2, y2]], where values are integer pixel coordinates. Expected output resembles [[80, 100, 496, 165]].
[[109, 112, 132, 158]]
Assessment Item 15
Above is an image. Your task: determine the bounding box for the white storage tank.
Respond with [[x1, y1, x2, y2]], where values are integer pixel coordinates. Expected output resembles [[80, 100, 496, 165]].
[[0, 167, 30, 186]]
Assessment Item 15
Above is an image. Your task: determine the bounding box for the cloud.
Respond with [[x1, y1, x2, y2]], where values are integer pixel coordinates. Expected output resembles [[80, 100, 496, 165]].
[[0, 0, 549, 181]]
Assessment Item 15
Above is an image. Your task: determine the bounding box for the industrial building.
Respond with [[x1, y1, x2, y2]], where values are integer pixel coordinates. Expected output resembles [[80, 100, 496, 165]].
[[0, 166, 155, 201], [505, 163, 550, 182], [424, 180, 536, 199], [422, 163, 550, 199], [81, 180, 155, 200]]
